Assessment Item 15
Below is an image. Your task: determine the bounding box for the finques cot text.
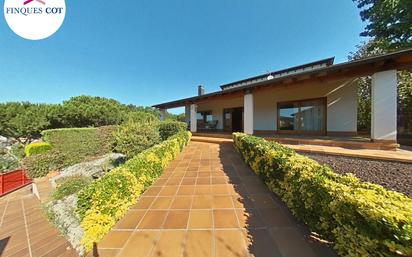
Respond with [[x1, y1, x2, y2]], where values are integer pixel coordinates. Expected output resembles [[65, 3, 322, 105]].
[[5, 7, 64, 16]]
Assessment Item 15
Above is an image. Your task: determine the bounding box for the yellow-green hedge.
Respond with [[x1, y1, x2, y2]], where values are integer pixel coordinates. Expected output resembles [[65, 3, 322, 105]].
[[24, 141, 52, 157], [233, 133, 412, 257], [76, 131, 191, 250]]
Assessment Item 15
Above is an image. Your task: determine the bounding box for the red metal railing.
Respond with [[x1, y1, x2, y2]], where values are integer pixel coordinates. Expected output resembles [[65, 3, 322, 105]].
[[0, 169, 32, 196]]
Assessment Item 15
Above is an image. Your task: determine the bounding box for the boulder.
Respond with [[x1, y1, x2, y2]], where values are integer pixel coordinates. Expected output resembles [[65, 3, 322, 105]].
[[0, 135, 12, 150], [51, 153, 126, 187], [47, 195, 85, 255]]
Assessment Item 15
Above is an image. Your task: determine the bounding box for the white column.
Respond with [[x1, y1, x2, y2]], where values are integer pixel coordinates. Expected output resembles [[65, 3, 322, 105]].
[[244, 92, 254, 135], [160, 109, 166, 121], [371, 70, 397, 141], [190, 104, 197, 133]]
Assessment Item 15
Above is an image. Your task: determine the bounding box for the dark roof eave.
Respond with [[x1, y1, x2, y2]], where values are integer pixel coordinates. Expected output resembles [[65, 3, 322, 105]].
[[219, 57, 335, 90], [152, 48, 412, 109]]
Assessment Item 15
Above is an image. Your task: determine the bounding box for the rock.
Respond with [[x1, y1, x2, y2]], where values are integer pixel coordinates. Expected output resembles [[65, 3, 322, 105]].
[[47, 195, 85, 255], [51, 153, 126, 187], [0, 135, 8, 143], [0, 135, 11, 149]]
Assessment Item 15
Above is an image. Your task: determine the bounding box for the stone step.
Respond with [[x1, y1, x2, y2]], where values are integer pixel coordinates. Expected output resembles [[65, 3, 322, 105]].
[[191, 136, 233, 144]]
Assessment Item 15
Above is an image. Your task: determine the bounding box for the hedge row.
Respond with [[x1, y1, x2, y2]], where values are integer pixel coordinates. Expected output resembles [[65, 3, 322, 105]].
[[76, 131, 191, 250], [233, 133, 412, 257], [42, 126, 115, 160], [24, 142, 52, 156], [158, 121, 187, 141], [23, 127, 116, 178]]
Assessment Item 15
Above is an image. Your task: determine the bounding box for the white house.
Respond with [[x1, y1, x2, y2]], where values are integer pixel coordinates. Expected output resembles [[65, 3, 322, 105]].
[[153, 49, 412, 148]]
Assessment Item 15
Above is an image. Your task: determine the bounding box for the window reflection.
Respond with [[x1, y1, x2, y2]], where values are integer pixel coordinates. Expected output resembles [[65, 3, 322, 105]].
[[197, 111, 218, 130], [278, 99, 325, 132]]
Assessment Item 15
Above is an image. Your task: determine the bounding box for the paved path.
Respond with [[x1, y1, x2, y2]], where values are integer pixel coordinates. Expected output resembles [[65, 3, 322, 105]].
[[94, 141, 336, 257], [0, 186, 78, 257]]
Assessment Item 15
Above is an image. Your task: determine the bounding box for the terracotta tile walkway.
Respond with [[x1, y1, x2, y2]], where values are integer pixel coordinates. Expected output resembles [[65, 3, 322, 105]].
[[0, 186, 78, 257], [94, 141, 336, 257]]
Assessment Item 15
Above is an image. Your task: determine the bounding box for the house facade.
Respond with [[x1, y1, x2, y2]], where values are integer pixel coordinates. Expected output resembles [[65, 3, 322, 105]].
[[153, 49, 412, 143]]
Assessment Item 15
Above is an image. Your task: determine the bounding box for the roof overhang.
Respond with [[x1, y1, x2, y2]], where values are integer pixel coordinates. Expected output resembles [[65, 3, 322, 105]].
[[220, 57, 335, 90], [152, 48, 412, 109]]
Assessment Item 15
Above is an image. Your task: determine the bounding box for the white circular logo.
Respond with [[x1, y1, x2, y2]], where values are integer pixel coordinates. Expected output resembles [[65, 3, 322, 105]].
[[4, 0, 66, 40]]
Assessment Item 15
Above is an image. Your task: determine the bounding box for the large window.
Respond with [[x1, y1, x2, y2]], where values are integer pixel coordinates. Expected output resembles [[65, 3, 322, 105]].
[[197, 111, 217, 130], [278, 98, 326, 133]]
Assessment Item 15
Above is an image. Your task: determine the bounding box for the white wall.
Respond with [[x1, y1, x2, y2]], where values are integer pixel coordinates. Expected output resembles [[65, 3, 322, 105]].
[[197, 97, 243, 130], [197, 78, 358, 133]]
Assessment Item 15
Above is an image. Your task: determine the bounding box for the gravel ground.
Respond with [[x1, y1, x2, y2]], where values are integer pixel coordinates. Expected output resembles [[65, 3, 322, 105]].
[[301, 153, 412, 198]]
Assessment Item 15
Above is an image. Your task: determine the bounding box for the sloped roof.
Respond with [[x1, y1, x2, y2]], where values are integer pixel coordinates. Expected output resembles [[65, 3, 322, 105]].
[[220, 57, 334, 90], [153, 48, 412, 109]]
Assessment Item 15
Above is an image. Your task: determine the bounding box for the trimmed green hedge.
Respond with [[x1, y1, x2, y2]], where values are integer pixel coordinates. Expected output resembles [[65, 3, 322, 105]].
[[76, 131, 191, 250], [24, 142, 52, 157], [233, 133, 412, 257], [42, 126, 115, 163], [23, 150, 65, 178], [158, 121, 187, 140], [23, 126, 116, 179], [113, 120, 160, 157]]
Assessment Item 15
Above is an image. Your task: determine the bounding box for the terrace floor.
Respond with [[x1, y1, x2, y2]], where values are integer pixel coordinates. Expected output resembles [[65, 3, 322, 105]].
[[0, 185, 77, 257], [93, 141, 336, 257], [192, 134, 412, 163]]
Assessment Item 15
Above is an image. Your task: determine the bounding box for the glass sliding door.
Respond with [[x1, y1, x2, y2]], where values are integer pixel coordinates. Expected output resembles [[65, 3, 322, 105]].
[[279, 102, 299, 131], [277, 98, 326, 134], [299, 99, 324, 131]]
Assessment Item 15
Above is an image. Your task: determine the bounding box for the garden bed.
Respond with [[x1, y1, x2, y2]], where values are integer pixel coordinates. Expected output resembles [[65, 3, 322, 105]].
[[233, 133, 412, 257], [301, 153, 412, 198]]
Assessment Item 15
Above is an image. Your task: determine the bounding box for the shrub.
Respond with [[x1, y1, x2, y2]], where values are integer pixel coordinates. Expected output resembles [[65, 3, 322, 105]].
[[0, 155, 20, 173], [22, 127, 116, 178], [76, 131, 191, 251], [123, 111, 159, 124], [0, 143, 24, 173], [10, 143, 25, 160], [158, 121, 187, 140], [233, 133, 412, 257], [52, 175, 92, 200], [24, 142, 52, 156], [77, 168, 142, 221], [23, 150, 65, 178], [113, 120, 160, 157], [42, 126, 115, 167]]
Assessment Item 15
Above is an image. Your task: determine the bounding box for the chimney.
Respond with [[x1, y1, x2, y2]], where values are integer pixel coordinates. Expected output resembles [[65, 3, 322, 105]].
[[198, 85, 205, 96]]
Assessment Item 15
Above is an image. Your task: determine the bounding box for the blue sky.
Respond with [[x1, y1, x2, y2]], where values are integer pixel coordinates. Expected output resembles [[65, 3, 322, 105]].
[[0, 0, 366, 114]]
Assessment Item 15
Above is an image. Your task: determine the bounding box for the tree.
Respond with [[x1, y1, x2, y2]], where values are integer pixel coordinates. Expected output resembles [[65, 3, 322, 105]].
[[61, 96, 124, 127], [352, 1, 412, 136], [175, 113, 186, 122], [0, 95, 162, 142], [6, 104, 50, 142], [349, 41, 412, 133], [353, 0, 412, 50]]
